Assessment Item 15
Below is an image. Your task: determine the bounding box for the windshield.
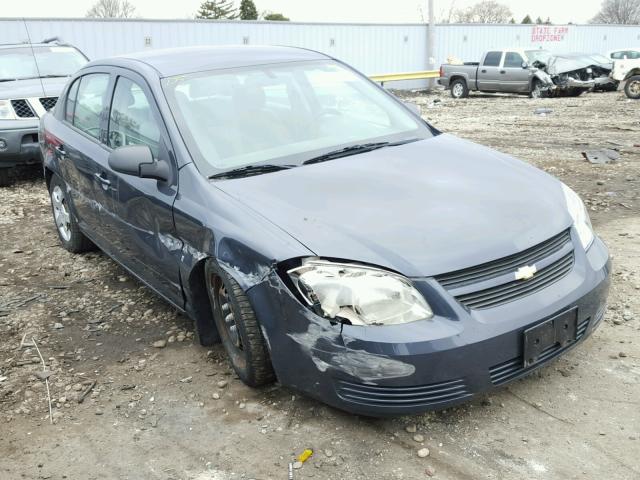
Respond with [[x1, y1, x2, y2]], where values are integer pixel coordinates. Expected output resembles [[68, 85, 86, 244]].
[[0, 45, 88, 81], [525, 49, 552, 65], [162, 60, 433, 177]]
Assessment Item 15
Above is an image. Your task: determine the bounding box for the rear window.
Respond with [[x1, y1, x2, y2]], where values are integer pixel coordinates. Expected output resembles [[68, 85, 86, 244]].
[[483, 51, 502, 67]]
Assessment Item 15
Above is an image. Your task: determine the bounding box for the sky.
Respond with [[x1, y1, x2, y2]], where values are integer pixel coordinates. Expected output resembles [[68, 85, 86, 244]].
[[1, 0, 604, 25]]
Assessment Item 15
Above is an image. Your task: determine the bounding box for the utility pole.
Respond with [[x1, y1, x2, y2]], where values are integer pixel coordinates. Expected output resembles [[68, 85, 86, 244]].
[[427, 0, 436, 89]]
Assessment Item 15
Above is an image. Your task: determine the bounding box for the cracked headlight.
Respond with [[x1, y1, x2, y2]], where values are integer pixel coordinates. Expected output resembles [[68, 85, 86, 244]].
[[288, 259, 433, 326], [0, 100, 17, 120], [562, 183, 594, 250]]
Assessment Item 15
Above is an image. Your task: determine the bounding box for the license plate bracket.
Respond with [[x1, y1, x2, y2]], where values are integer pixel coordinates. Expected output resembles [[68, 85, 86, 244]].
[[523, 309, 577, 367]]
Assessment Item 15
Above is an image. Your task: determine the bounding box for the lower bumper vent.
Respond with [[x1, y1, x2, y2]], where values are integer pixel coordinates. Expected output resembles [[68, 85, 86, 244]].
[[335, 378, 471, 408]]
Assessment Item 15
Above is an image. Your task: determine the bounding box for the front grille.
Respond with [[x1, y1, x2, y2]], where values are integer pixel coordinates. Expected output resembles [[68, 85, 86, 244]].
[[335, 378, 471, 408], [436, 229, 574, 310], [456, 252, 574, 309], [11, 99, 35, 118], [436, 229, 571, 289], [489, 318, 589, 386], [39, 97, 58, 111]]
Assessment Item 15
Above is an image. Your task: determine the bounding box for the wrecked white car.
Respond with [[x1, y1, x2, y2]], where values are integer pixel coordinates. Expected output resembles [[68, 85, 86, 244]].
[[531, 53, 617, 97]]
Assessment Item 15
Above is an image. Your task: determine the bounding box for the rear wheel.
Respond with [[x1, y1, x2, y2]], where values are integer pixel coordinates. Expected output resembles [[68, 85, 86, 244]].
[[205, 260, 275, 387], [450, 79, 469, 99], [48, 174, 94, 253], [0, 168, 11, 187], [624, 75, 640, 99]]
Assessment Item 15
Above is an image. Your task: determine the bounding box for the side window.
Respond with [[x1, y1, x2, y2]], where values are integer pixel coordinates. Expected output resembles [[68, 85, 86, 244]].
[[504, 52, 524, 68], [73, 73, 109, 140], [483, 51, 502, 67], [108, 77, 161, 157], [629, 51, 640, 59], [611, 51, 624, 59], [65, 78, 79, 124]]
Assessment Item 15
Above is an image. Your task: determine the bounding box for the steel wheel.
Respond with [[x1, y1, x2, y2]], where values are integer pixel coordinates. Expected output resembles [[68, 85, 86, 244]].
[[217, 280, 243, 351], [452, 83, 464, 98], [204, 261, 275, 387], [628, 79, 640, 96], [51, 185, 71, 242]]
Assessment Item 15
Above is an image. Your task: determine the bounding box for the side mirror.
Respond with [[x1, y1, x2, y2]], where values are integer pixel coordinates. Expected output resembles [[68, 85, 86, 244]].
[[108, 145, 170, 182], [403, 101, 420, 115], [522, 61, 529, 69]]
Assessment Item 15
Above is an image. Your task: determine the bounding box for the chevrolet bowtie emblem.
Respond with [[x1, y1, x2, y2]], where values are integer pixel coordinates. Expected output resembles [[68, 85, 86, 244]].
[[515, 265, 537, 281]]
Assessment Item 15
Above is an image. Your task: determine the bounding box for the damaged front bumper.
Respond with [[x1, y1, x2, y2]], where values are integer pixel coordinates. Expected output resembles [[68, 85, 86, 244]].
[[248, 234, 610, 417]]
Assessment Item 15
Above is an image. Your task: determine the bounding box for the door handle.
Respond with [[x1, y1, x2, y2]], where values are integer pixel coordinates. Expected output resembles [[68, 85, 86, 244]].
[[94, 172, 111, 186], [500, 70, 506, 74], [54, 145, 66, 156], [481, 69, 487, 73]]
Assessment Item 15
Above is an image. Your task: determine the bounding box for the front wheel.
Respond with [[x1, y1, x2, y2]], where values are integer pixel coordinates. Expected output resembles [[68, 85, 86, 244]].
[[624, 75, 640, 99], [48, 174, 94, 253], [529, 79, 545, 99], [205, 260, 275, 387], [450, 79, 469, 99]]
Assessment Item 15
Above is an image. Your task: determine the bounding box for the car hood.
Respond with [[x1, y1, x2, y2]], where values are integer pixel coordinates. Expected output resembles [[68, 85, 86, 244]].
[[0, 77, 69, 99], [216, 134, 573, 277]]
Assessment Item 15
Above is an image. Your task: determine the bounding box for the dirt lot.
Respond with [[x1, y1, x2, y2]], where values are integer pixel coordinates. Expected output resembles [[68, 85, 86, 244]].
[[1, 89, 639, 480]]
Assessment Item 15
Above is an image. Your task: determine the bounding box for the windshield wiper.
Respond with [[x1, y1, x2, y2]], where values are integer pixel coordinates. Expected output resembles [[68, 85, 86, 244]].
[[209, 164, 295, 180], [302, 138, 422, 166]]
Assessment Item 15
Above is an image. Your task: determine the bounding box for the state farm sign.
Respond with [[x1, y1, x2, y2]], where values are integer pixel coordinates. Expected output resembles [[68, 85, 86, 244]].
[[531, 25, 569, 42]]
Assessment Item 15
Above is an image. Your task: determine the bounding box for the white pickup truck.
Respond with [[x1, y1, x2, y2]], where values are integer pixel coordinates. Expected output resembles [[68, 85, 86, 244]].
[[609, 52, 640, 99]]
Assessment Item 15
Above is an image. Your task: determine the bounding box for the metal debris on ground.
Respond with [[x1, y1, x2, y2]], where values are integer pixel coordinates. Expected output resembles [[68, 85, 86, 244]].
[[582, 149, 621, 164], [534, 108, 553, 115]]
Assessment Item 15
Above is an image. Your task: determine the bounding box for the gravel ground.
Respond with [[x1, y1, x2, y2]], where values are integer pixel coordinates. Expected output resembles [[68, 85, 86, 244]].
[[0, 88, 639, 480]]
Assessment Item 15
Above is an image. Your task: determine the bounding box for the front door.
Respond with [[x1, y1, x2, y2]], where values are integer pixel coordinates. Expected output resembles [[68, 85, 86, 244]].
[[105, 70, 182, 306], [501, 51, 532, 93]]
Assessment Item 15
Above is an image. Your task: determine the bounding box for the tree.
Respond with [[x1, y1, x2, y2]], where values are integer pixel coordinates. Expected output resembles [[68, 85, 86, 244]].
[[521, 14, 533, 24], [591, 0, 640, 24], [239, 0, 258, 20], [455, 1, 512, 23], [535, 16, 543, 24], [197, 0, 238, 19], [509, 17, 516, 23], [86, 0, 136, 18], [263, 12, 290, 21], [544, 17, 552, 24]]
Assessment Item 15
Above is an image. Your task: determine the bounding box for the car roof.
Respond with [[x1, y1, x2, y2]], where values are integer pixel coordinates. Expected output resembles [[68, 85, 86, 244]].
[[0, 42, 69, 50], [89, 45, 332, 77]]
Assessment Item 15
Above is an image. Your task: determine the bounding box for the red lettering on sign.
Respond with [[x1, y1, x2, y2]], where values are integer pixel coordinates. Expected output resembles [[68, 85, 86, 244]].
[[531, 26, 569, 42]]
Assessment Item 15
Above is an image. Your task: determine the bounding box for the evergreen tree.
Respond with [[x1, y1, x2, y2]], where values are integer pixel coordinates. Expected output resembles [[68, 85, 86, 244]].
[[509, 17, 515, 23], [521, 14, 533, 24], [263, 12, 289, 21], [535, 16, 543, 24], [197, 0, 238, 19], [544, 17, 552, 24], [239, 0, 258, 20]]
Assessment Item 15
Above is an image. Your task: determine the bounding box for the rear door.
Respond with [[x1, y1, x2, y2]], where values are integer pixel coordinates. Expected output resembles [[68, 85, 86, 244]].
[[55, 69, 120, 251], [105, 69, 182, 306], [477, 51, 504, 91], [501, 51, 531, 93]]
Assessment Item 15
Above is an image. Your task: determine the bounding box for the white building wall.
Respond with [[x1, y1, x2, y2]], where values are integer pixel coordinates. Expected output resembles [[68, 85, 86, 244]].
[[1, 18, 639, 88]]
